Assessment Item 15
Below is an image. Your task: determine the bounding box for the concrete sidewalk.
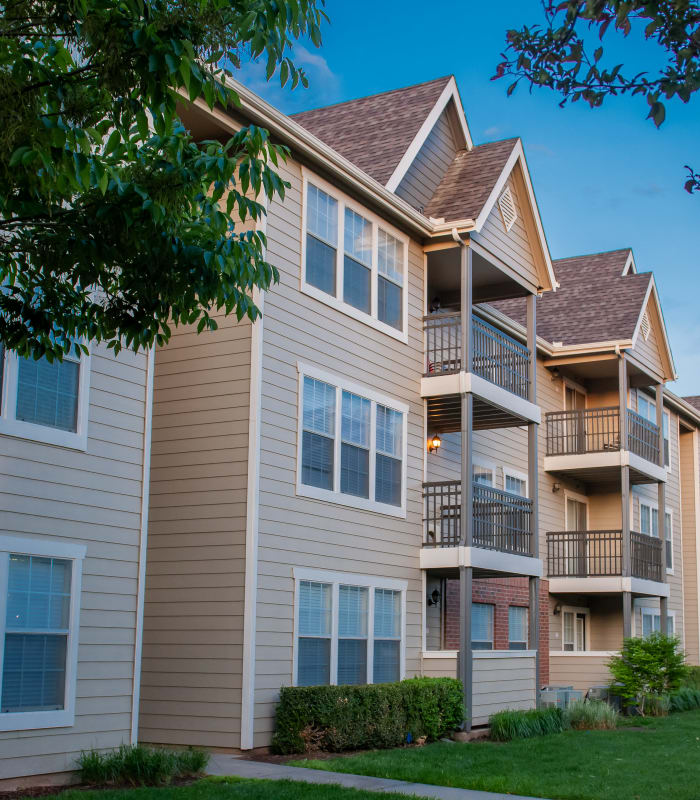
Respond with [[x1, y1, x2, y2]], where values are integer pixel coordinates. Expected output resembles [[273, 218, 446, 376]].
[[206, 754, 548, 800]]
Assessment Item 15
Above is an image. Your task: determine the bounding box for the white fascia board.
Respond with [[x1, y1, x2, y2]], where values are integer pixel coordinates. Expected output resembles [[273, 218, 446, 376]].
[[548, 577, 670, 596], [622, 251, 637, 275], [630, 277, 677, 381], [420, 546, 542, 577], [385, 77, 471, 193]]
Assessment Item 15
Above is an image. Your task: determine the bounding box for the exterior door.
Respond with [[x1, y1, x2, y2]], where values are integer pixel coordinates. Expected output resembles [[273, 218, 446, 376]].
[[566, 497, 588, 576], [565, 385, 586, 453]]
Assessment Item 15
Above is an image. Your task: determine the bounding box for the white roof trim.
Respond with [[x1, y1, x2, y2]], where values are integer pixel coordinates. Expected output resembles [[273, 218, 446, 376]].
[[473, 139, 558, 292], [622, 251, 637, 275], [385, 76, 472, 193], [630, 276, 677, 381]]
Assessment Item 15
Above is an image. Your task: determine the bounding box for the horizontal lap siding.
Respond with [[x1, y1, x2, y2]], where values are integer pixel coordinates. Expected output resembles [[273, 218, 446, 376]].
[[0, 345, 148, 780], [139, 309, 252, 750], [680, 431, 700, 664], [253, 158, 425, 747], [472, 656, 536, 724], [549, 655, 611, 691]]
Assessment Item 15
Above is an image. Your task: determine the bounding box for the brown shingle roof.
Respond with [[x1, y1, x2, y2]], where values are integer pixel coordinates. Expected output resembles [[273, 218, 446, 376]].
[[489, 249, 650, 346], [683, 396, 700, 412], [291, 76, 452, 185], [424, 139, 518, 222]]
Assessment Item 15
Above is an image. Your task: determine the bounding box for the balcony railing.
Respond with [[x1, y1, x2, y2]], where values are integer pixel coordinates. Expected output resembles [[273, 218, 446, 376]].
[[423, 480, 533, 555], [424, 313, 530, 400], [545, 407, 661, 465], [547, 529, 663, 582]]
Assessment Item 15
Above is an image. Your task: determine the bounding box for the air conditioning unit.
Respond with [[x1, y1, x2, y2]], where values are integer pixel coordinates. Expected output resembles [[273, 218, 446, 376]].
[[540, 686, 583, 709]]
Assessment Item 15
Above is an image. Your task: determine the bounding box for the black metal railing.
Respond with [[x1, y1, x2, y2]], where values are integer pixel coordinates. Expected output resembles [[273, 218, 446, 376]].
[[545, 406, 661, 465], [423, 314, 530, 399], [423, 480, 533, 555], [627, 409, 661, 465], [547, 529, 662, 581]]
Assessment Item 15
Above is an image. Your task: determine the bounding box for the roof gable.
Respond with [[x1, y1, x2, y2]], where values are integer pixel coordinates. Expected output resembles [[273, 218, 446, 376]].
[[629, 279, 676, 381], [291, 76, 458, 186]]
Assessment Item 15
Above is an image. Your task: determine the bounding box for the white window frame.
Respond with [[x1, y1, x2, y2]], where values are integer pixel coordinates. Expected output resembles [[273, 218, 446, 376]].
[[0, 535, 86, 731], [637, 495, 673, 575], [503, 467, 528, 497], [471, 602, 494, 650], [0, 348, 90, 450], [634, 390, 671, 471], [300, 169, 409, 343], [636, 602, 676, 638], [561, 605, 590, 652], [296, 362, 408, 517], [564, 490, 589, 531], [292, 567, 407, 687], [472, 460, 496, 486], [508, 605, 528, 650]]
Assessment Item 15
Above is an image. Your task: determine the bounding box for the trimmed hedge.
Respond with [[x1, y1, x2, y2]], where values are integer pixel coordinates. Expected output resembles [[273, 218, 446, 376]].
[[489, 707, 563, 741], [271, 677, 464, 754]]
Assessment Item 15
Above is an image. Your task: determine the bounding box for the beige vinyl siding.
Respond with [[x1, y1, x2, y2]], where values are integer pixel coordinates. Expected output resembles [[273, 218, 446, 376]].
[[470, 170, 540, 292], [138, 311, 252, 749], [680, 429, 700, 664], [395, 110, 458, 211], [0, 345, 148, 781], [252, 156, 425, 747], [629, 300, 666, 381], [549, 654, 612, 691], [422, 654, 457, 679]]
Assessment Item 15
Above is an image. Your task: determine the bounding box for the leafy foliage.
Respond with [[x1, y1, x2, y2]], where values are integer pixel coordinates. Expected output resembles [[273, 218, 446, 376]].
[[78, 744, 209, 786], [494, 1, 700, 192], [608, 633, 688, 714], [669, 685, 700, 711], [563, 698, 619, 729], [0, 0, 327, 361], [271, 677, 465, 754], [489, 706, 564, 741], [681, 664, 700, 689]]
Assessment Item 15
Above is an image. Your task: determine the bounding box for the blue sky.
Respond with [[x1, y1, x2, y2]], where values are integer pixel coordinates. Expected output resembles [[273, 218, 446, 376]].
[[239, 0, 700, 396]]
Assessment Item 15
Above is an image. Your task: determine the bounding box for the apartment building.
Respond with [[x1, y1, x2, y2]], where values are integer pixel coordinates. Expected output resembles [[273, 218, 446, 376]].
[[0, 344, 154, 783]]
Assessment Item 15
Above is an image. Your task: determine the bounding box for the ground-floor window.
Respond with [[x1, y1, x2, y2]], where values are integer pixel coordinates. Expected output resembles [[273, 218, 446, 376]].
[[0, 536, 85, 731], [508, 606, 528, 649], [294, 569, 406, 687], [562, 606, 589, 651], [641, 607, 675, 637], [471, 603, 494, 650]]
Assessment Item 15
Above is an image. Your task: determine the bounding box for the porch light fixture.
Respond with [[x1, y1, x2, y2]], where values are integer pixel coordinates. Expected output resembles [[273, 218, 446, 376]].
[[427, 589, 441, 607], [428, 434, 442, 454], [552, 482, 561, 493], [553, 604, 562, 616]]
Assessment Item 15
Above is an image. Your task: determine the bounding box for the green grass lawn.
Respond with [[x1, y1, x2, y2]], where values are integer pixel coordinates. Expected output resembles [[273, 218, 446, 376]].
[[290, 710, 700, 800], [38, 777, 422, 800]]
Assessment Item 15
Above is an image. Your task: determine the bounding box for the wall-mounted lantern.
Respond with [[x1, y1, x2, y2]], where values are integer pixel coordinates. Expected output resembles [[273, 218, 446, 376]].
[[428, 434, 442, 454]]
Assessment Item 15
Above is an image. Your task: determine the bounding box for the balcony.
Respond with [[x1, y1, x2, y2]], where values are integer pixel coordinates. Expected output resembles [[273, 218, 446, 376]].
[[420, 481, 541, 577], [546, 529, 667, 595], [544, 407, 666, 484], [422, 314, 539, 429]]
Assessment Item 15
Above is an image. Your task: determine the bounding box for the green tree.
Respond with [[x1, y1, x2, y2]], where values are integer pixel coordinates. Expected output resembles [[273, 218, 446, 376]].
[[0, 0, 326, 361], [608, 633, 688, 715], [494, 1, 700, 192]]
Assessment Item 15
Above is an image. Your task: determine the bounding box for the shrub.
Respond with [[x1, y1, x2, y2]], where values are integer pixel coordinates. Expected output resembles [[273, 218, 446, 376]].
[[489, 707, 563, 741], [669, 686, 700, 712], [77, 745, 209, 786], [682, 665, 700, 690], [563, 699, 618, 730], [608, 633, 687, 715], [271, 677, 464, 754]]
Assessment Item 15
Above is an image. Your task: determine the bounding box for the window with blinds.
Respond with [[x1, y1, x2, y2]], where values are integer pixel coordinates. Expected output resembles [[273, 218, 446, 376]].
[[504, 471, 527, 497], [639, 501, 673, 571], [16, 356, 79, 433], [508, 606, 528, 650], [2, 555, 71, 713], [642, 609, 674, 637], [377, 230, 403, 330], [295, 576, 403, 688], [343, 209, 372, 314], [471, 603, 494, 650], [306, 184, 338, 297], [299, 369, 406, 513]]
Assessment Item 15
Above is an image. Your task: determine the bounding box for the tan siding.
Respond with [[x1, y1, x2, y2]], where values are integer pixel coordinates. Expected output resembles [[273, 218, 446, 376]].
[[549, 654, 612, 691], [0, 346, 148, 781], [252, 156, 425, 747], [680, 430, 700, 664], [395, 111, 457, 211], [139, 310, 252, 750], [629, 299, 666, 380]]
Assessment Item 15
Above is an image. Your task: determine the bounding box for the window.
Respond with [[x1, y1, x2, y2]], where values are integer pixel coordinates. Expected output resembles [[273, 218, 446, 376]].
[[297, 365, 408, 516], [562, 607, 588, 652], [302, 174, 408, 339], [471, 603, 494, 650], [508, 606, 528, 650], [504, 469, 528, 497], [0, 537, 85, 731], [641, 609, 674, 637], [639, 499, 673, 572], [294, 570, 406, 688], [473, 464, 494, 486], [636, 392, 670, 467], [0, 347, 90, 449]]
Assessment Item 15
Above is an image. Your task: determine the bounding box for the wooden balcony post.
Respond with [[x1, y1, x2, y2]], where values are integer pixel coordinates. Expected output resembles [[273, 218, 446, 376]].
[[459, 565, 473, 731], [655, 383, 665, 467], [529, 576, 540, 706], [658, 479, 669, 633], [618, 355, 628, 450], [460, 241, 472, 373], [461, 393, 473, 547], [621, 465, 631, 578], [623, 591, 632, 639], [526, 294, 539, 559]]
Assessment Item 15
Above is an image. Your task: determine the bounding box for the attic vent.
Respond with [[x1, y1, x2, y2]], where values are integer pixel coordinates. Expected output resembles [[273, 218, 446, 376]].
[[498, 187, 517, 232], [641, 311, 651, 340]]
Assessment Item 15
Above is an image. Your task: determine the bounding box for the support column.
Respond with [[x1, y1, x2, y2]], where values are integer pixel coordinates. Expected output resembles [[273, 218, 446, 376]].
[[460, 242, 472, 374], [529, 576, 541, 703], [619, 355, 628, 450], [655, 383, 668, 634], [459, 565, 473, 731], [619, 356, 631, 582], [526, 294, 538, 559], [460, 393, 473, 548], [623, 591, 633, 640]]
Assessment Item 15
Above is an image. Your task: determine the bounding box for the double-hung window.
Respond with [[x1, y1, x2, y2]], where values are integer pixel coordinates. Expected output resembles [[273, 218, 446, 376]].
[[508, 606, 528, 650], [0, 345, 90, 449], [473, 464, 494, 486], [295, 570, 405, 687], [641, 608, 674, 637], [0, 537, 85, 731], [302, 174, 408, 339], [639, 499, 673, 572], [471, 603, 494, 650], [298, 365, 408, 516], [504, 469, 528, 497], [637, 392, 670, 467]]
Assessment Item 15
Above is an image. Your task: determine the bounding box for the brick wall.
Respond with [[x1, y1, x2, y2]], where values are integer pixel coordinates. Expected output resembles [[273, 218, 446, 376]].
[[443, 577, 550, 686]]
